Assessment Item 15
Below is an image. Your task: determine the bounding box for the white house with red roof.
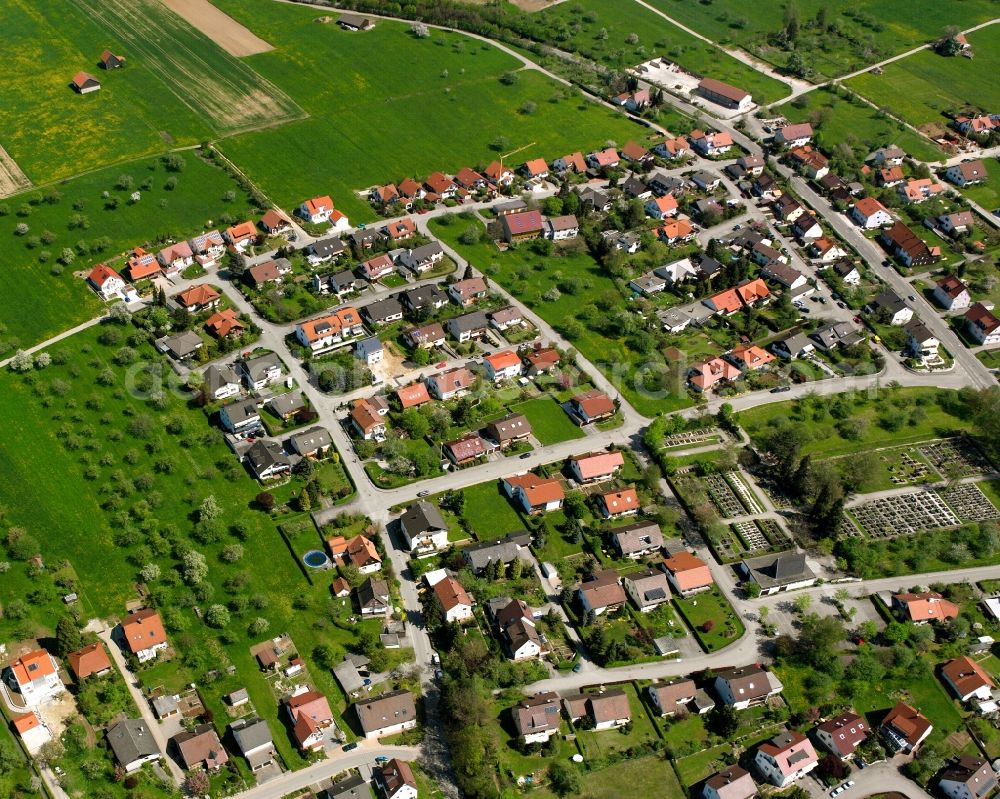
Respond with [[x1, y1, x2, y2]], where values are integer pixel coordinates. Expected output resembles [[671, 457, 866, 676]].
[[814, 711, 868, 759], [13, 712, 51, 754], [4, 649, 64, 706], [754, 731, 818, 787], [88, 263, 127, 301], [285, 689, 334, 751], [568, 451, 624, 483], [502, 473, 565, 514], [484, 350, 522, 382], [298, 196, 335, 224], [157, 240, 194, 273], [597, 487, 639, 518], [433, 576, 474, 623]]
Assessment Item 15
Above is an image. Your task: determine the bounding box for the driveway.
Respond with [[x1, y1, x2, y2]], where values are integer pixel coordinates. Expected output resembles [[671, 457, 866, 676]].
[[97, 627, 185, 786]]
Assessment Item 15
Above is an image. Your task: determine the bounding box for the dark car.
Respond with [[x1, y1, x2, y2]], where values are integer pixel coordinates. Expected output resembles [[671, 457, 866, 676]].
[[519, 452, 531, 459], [342, 742, 359, 752], [770, 385, 791, 393]]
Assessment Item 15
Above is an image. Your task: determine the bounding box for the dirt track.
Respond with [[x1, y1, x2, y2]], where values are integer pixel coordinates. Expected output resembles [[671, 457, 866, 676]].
[[159, 0, 273, 56], [0, 144, 31, 198]]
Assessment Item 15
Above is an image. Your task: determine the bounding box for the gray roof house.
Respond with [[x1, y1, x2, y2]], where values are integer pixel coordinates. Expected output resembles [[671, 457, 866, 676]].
[[107, 719, 161, 772], [333, 659, 365, 695], [203, 364, 241, 401], [402, 284, 447, 314], [399, 242, 445, 274], [320, 774, 375, 799], [241, 352, 283, 390], [156, 330, 203, 361], [610, 521, 663, 559], [356, 577, 391, 616], [244, 440, 291, 480], [267, 392, 306, 419], [230, 717, 275, 772], [741, 551, 817, 595], [771, 332, 815, 360], [220, 397, 262, 434], [622, 568, 672, 612], [463, 532, 531, 573], [810, 322, 864, 352], [289, 426, 332, 457], [399, 500, 448, 554], [362, 297, 404, 326], [446, 310, 490, 342]]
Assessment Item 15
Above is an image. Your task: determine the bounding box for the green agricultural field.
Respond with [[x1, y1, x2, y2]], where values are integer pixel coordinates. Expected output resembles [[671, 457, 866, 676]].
[[847, 25, 1000, 132], [535, 0, 789, 103], [528, 755, 685, 799], [0, 152, 253, 349], [0, 0, 300, 183], [429, 215, 694, 415], [0, 323, 363, 769], [778, 88, 944, 163], [645, 0, 999, 79], [511, 396, 585, 445], [738, 386, 974, 459], [209, 0, 642, 222]]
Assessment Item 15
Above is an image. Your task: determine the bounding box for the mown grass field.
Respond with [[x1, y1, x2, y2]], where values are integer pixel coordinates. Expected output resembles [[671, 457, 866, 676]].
[[778, 87, 944, 163], [210, 0, 642, 222], [0, 153, 253, 349], [511, 396, 585, 445], [645, 0, 999, 79], [847, 25, 1000, 131], [535, 0, 789, 103], [0, 324, 365, 768]]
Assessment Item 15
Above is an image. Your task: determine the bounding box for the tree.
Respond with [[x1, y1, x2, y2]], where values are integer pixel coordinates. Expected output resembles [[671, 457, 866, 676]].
[[510, 557, 524, 580], [707, 704, 739, 737], [55, 616, 83, 656], [140, 563, 161, 583], [411, 22, 430, 38], [182, 550, 208, 584], [199, 495, 222, 522], [205, 604, 230, 628], [255, 492, 275, 511], [548, 761, 582, 796], [248, 617, 269, 636], [184, 772, 209, 795], [9, 350, 34, 372]]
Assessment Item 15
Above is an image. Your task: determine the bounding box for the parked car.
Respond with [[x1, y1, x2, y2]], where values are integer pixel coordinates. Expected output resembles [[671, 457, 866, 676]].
[[375, 756, 389, 765], [343, 742, 359, 752], [572, 661, 583, 673], [417, 490, 430, 497], [519, 452, 531, 459]]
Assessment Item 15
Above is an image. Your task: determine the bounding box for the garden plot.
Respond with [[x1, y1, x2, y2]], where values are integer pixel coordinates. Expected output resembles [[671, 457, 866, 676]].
[[702, 474, 745, 518], [939, 483, 1000, 523], [919, 439, 996, 479], [849, 491, 960, 538]]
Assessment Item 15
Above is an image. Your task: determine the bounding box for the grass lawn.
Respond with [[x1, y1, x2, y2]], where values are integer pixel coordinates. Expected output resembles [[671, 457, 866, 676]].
[[457, 480, 528, 541], [0, 152, 253, 349], [535, 0, 789, 103], [529, 755, 686, 799], [959, 158, 1000, 213], [0, 323, 374, 771], [673, 589, 745, 652], [572, 684, 660, 759], [738, 386, 973, 459], [512, 396, 585, 445], [847, 25, 1000, 132], [777, 87, 944, 163], [429, 215, 695, 416], [674, 741, 730, 786], [977, 349, 1000, 370], [210, 0, 642, 222], [647, 0, 999, 80]]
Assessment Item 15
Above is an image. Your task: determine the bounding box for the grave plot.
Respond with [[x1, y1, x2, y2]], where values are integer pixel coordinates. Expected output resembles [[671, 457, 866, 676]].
[[839, 515, 863, 538], [662, 427, 726, 449], [939, 483, 1000, 522], [703, 474, 746, 518], [732, 520, 768, 553], [919, 439, 996, 479], [849, 491, 960, 538], [884, 450, 933, 485], [711, 527, 747, 562], [726, 472, 764, 515]]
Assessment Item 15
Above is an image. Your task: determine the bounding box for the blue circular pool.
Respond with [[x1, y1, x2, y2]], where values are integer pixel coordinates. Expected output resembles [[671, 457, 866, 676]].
[[303, 550, 330, 569]]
